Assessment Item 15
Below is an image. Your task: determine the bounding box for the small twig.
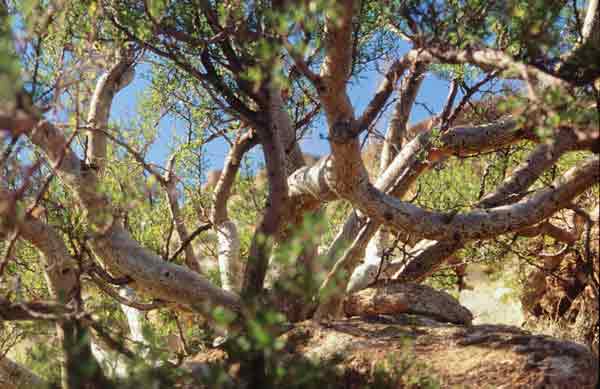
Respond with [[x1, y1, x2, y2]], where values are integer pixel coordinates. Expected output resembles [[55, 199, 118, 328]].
[[87, 272, 166, 311], [87, 263, 133, 286], [0, 230, 18, 277], [478, 162, 492, 200], [439, 78, 459, 131], [174, 313, 190, 355], [168, 222, 212, 262]]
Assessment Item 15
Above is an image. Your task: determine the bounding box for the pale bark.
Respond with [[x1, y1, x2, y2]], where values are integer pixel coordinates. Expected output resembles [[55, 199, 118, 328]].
[[349, 62, 427, 293], [313, 59, 597, 317], [214, 221, 241, 294], [356, 156, 598, 242], [478, 129, 581, 208], [119, 287, 148, 346], [289, 118, 524, 206], [318, 0, 356, 127], [26, 120, 240, 315], [264, 83, 324, 303], [394, 128, 585, 281], [89, 287, 150, 378], [265, 2, 358, 306], [319, 118, 525, 302], [212, 132, 256, 294], [346, 224, 386, 294], [356, 56, 423, 133], [20, 56, 241, 314], [0, 208, 108, 388], [414, 47, 569, 88], [581, 0, 600, 42], [0, 357, 46, 389], [90, 221, 240, 312], [344, 281, 473, 325], [316, 220, 379, 319], [319, 149, 597, 318], [86, 51, 135, 170], [380, 62, 427, 168], [392, 239, 464, 282]]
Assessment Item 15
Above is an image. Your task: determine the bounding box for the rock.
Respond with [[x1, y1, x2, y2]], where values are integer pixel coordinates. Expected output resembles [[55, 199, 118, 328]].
[[184, 313, 599, 388], [183, 281, 598, 388], [280, 317, 599, 388], [344, 281, 473, 325]]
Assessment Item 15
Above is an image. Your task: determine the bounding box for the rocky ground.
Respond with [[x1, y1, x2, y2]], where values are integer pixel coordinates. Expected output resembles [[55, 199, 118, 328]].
[[185, 281, 599, 388]]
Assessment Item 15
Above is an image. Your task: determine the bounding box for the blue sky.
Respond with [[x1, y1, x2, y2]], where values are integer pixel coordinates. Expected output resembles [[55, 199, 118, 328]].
[[109, 44, 455, 174]]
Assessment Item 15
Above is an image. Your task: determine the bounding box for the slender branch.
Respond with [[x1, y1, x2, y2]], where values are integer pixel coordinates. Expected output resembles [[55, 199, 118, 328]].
[[88, 273, 166, 311], [168, 222, 212, 263]]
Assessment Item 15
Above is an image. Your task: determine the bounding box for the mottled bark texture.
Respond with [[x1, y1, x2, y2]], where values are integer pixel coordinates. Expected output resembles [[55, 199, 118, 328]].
[[86, 50, 135, 171], [24, 85, 241, 316], [0, 208, 108, 388], [348, 62, 426, 294], [393, 127, 588, 282], [0, 357, 47, 389], [212, 132, 256, 293], [312, 73, 597, 318]]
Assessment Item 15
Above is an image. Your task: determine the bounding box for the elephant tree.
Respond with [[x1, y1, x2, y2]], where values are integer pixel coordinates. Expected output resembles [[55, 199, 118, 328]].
[[0, 0, 598, 387]]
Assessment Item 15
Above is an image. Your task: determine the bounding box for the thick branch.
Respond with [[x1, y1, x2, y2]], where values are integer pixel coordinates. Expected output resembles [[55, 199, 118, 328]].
[[212, 131, 256, 294], [318, 0, 357, 126], [0, 356, 47, 388], [380, 61, 427, 169], [241, 89, 290, 300], [86, 51, 135, 170], [418, 46, 569, 88], [26, 121, 241, 315], [346, 64, 427, 295], [356, 56, 423, 133], [478, 128, 580, 208], [518, 221, 579, 244], [393, 127, 593, 281], [0, 297, 78, 321], [289, 118, 525, 204], [359, 157, 598, 241]]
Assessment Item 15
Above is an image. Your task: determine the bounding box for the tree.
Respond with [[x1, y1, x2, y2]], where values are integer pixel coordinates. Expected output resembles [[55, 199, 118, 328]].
[[0, 0, 598, 387]]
